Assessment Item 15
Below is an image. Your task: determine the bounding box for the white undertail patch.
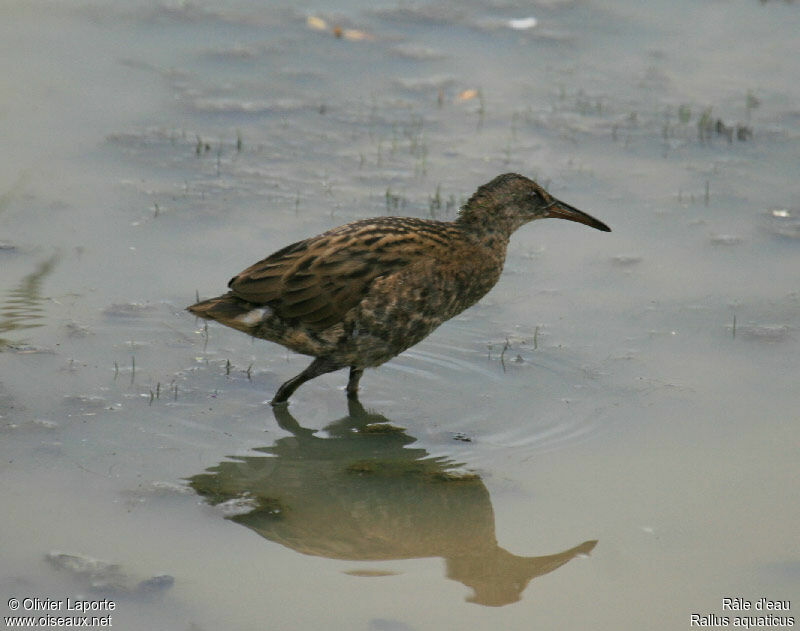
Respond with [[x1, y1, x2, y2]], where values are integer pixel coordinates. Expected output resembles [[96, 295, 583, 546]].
[[235, 307, 272, 326]]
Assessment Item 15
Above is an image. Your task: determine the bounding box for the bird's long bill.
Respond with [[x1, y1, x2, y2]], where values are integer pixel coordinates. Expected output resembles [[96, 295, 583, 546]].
[[546, 199, 611, 232]]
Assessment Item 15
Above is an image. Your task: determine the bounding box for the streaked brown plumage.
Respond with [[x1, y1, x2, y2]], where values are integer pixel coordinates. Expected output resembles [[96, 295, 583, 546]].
[[188, 173, 611, 404]]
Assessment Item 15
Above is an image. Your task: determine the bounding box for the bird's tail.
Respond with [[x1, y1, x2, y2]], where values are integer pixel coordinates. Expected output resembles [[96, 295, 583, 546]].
[[187, 292, 255, 327]]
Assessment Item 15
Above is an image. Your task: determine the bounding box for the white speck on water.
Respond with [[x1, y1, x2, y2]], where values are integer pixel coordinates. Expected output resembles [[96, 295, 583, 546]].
[[508, 17, 537, 30]]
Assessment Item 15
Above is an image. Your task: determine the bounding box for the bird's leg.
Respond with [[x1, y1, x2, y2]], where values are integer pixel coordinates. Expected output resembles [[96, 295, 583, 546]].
[[346, 366, 364, 398], [271, 357, 342, 405]]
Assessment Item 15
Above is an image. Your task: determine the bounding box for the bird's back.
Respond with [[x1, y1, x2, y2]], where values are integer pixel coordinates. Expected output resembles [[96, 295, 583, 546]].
[[228, 216, 494, 327]]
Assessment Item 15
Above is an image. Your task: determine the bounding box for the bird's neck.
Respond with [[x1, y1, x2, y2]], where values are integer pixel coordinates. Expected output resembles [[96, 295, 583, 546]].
[[452, 212, 511, 289], [455, 208, 514, 247]]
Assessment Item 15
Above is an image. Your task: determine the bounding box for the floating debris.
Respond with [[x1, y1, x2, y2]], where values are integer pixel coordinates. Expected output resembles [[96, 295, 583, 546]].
[[307, 15, 373, 40], [456, 88, 479, 102], [306, 15, 328, 31], [340, 28, 373, 41]]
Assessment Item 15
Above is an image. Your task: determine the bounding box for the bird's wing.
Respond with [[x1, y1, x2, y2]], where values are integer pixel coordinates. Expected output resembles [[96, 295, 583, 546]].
[[228, 218, 458, 330]]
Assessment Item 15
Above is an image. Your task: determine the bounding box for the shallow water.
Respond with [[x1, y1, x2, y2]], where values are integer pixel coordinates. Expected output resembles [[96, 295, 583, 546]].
[[1, 0, 798, 629]]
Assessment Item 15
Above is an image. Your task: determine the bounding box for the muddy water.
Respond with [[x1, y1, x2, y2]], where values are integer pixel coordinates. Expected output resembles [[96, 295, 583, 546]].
[[1, 1, 798, 629]]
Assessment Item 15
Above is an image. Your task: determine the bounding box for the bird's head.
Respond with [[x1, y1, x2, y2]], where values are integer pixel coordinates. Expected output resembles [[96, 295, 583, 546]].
[[458, 173, 611, 236]]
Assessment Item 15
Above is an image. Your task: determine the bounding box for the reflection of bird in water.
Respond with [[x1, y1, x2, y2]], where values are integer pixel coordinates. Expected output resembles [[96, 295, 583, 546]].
[[188, 399, 598, 606], [188, 174, 610, 403]]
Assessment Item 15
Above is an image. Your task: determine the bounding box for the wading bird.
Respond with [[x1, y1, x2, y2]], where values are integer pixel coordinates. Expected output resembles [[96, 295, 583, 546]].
[[188, 173, 610, 404]]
